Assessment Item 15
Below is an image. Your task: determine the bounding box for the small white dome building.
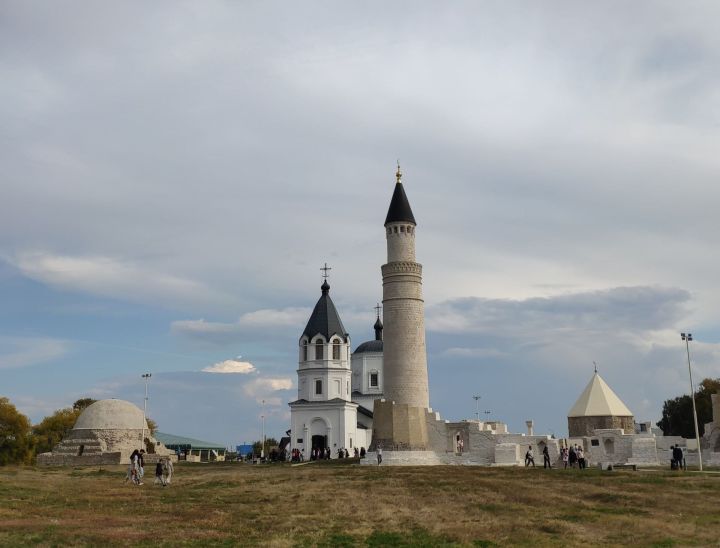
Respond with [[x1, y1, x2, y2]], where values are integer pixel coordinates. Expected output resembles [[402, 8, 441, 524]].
[[37, 398, 173, 466], [74, 399, 149, 431]]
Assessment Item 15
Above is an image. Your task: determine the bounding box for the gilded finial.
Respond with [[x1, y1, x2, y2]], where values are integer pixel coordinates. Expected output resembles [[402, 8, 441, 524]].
[[396, 160, 402, 184]]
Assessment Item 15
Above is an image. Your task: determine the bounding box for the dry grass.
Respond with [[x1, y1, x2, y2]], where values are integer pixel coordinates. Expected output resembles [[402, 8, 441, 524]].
[[1, 462, 719, 546]]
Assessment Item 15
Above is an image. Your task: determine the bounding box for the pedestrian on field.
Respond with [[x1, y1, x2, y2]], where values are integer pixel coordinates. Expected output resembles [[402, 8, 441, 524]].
[[525, 445, 535, 467], [543, 445, 551, 469], [377, 446, 383, 465]]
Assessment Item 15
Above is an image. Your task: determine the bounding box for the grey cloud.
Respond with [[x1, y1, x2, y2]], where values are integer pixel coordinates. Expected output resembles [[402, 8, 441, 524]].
[[427, 286, 691, 335]]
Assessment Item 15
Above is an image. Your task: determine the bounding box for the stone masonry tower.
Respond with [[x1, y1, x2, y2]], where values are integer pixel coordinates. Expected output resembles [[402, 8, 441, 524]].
[[382, 164, 429, 408], [372, 165, 433, 451]]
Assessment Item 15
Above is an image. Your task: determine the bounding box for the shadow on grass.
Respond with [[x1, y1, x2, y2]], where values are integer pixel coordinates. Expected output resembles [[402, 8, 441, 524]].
[[296, 528, 463, 547]]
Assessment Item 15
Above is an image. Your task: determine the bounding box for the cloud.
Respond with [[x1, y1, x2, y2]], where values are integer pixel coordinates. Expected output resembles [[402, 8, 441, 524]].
[[426, 286, 691, 335], [11, 252, 228, 309], [0, 336, 69, 369], [202, 359, 256, 374], [171, 307, 311, 344]]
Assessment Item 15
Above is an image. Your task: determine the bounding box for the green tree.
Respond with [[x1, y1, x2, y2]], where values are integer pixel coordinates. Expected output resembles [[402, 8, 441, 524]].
[[0, 397, 33, 465], [146, 417, 157, 435], [657, 377, 720, 437], [252, 437, 278, 455], [33, 407, 81, 455], [72, 398, 97, 411]]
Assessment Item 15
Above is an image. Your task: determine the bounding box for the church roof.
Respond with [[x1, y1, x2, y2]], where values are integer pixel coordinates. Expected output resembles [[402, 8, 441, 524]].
[[354, 340, 383, 354], [302, 281, 348, 341], [567, 372, 633, 418], [384, 181, 416, 226], [154, 432, 225, 450]]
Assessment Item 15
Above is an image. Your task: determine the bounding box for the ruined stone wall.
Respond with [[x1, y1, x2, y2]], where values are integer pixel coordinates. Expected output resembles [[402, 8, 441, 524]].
[[568, 415, 634, 437], [37, 452, 123, 466]]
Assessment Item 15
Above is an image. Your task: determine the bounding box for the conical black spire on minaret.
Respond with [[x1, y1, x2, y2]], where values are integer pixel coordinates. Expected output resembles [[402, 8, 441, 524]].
[[384, 163, 416, 226]]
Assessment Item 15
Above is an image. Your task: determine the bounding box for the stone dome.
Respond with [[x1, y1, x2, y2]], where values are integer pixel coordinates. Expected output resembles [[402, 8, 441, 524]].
[[74, 399, 148, 430]]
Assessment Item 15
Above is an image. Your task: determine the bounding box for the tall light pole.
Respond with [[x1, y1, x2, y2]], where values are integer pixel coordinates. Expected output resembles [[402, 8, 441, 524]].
[[681, 333, 703, 471], [484, 410, 492, 421], [473, 395, 481, 421], [141, 373, 152, 449], [261, 399, 266, 460]]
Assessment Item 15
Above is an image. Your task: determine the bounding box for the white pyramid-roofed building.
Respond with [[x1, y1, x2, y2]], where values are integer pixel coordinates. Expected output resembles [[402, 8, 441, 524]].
[[568, 371, 635, 437]]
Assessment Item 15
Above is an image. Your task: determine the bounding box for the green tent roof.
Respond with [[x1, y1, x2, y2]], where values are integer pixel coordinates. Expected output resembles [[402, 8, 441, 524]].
[[155, 432, 225, 451]]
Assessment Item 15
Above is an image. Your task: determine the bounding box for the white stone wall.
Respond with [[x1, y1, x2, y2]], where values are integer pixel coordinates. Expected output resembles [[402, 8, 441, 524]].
[[351, 351, 383, 397], [297, 334, 352, 402]]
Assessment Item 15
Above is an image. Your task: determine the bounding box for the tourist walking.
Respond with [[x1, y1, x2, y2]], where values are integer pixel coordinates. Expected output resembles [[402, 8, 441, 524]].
[[525, 445, 535, 467], [154, 461, 165, 486], [377, 446, 383, 465], [126, 450, 139, 484], [576, 446, 586, 469], [568, 445, 577, 468], [163, 457, 174, 485], [138, 450, 146, 482], [543, 445, 551, 469]]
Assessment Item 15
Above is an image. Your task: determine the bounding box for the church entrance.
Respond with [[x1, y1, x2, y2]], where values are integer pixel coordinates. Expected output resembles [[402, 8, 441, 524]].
[[312, 435, 327, 451]]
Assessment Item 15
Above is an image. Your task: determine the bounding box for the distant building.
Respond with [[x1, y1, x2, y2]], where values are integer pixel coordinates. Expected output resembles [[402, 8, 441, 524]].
[[567, 371, 634, 437], [37, 399, 174, 466], [155, 432, 226, 462]]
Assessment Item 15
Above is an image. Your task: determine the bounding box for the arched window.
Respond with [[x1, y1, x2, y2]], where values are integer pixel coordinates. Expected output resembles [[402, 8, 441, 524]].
[[315, 340, 324, 360], [332, 339, 341, 360], [302, 341, 308, 361]]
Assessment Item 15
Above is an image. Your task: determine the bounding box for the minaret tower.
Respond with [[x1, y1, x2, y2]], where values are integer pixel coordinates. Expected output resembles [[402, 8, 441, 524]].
[[381, 163, 429, 408], [371, 164, 433, 452]]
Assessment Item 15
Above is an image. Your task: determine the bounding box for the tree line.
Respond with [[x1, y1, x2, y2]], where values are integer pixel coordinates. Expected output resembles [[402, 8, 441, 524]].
[[0, 397, 156, 465]]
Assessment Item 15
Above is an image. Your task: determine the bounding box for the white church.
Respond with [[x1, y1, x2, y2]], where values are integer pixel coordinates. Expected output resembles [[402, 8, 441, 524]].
[[288, 279, 384, 455]]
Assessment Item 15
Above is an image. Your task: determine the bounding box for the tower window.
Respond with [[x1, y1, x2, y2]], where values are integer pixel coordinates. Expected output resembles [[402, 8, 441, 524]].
[[302, 341, 308, 361], [315, 379, 322, 395], [400, 226, 405, 233], [332, 340, 341, 360], [370, 372, 379, 387], [315, 340, 324, 360], [393, 226, 398, 233]]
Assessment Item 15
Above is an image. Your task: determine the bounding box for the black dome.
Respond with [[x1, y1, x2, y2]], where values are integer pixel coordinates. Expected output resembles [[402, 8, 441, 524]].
[[354, 340, 383, 354]]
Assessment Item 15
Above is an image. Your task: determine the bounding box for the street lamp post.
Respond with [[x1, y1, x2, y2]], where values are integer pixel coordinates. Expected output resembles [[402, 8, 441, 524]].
[[261, 399, 266, 461], [681, 333, 703, 471], [473, 395, 481, 421], [141, 373, 152, 449], [484, 410, 492, 421]]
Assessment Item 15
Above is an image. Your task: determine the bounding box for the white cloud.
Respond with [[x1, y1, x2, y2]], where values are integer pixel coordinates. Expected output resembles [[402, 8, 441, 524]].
[[242, 377, 294, 404], [0, 336, 68, 369], [171, 307, 311, 344], [202, 359, 256, 374], [11, 251, 228, 309]]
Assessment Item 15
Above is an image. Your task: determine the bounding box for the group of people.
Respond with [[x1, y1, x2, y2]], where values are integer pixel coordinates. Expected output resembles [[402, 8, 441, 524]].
[[523, 444, 587, 469], [671, 444, 685, 470], [291, 446, 368, 462], [125, 449, 173, 486], [560, 444, 587, 469]]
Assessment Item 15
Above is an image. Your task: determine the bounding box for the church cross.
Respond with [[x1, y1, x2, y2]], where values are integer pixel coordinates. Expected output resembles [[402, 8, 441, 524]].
[[320, 262, 332, 280]]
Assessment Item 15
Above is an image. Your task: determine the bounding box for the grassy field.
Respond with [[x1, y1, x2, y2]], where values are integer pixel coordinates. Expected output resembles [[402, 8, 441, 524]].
[[1, 462, 719, 547]]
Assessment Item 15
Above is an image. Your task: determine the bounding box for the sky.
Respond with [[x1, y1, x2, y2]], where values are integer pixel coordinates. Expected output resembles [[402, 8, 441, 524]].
[[2, 1, 720, 447]]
